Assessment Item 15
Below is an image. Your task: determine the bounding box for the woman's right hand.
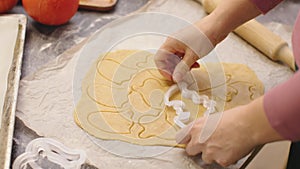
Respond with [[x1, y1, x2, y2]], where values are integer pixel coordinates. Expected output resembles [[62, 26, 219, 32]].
[[176, 96, 284, 167]]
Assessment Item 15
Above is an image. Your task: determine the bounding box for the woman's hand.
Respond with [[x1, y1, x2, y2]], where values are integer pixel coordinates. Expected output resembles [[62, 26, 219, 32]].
[[176, 96, 284, 167], [154, 0, 261, 82], [154, 23, 214, 82]]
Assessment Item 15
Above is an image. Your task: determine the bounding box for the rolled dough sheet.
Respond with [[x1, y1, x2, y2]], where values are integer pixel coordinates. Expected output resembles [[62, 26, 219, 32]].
[[0, 17, 19, 128], [15, 0, 293, 168], [74, 50, 264, 147]]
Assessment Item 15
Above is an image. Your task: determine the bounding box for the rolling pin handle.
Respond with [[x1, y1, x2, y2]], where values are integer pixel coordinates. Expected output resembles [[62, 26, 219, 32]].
[[201, 0, 217, 13], [277, 44, 296, 71]]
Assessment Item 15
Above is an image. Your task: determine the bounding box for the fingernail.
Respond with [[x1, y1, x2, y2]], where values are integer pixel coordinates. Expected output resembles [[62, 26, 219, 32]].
[[173, 72, 183, 82]]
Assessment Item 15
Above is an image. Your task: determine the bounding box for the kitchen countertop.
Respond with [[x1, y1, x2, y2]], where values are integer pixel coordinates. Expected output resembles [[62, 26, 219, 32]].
[[9, 0, 300, 168], [10, 1, 149, 168]]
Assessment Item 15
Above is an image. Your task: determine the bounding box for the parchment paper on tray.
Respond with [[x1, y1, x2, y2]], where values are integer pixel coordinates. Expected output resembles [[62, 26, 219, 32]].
[[0, 14, 26, 169], [16, 39, 210, 169], [0, 17, 18, 128], [15, 0, 294, 168]]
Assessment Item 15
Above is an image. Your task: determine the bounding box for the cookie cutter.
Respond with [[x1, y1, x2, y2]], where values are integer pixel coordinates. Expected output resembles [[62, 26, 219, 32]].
[[12, 138, 86, 169], [164, 81, 216, 128]]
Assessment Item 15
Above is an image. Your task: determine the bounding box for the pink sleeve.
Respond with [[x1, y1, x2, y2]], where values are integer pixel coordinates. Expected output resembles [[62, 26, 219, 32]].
[[264, 12, 300, 141], [249, 0, 283, 14], [264, 71, 300, 141]]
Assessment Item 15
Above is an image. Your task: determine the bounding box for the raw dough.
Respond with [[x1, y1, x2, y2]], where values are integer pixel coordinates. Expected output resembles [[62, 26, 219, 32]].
[[0, 17, 19, 128], [74, 50, 264, 147]]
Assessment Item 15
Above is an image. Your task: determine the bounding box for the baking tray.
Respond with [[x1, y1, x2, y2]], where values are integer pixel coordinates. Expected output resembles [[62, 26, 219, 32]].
[[79, 0, 118, 11], [0, 14, 26, 169]]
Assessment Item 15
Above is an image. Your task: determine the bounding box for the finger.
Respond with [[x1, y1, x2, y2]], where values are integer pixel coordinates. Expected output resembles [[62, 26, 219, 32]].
[[215, 153, 240, 167], [201, 152, 214, 165], [175, 129, 191, 145], [185, 123, 202, 155], [185, 135, 204, 156], [215, 158, 232, 168], [158, 70, 172, 81], [172, 61, 190, 82], [172, 49, 198, 82], [175, 122, 194, 144], [185, 141, 202, 156], [185, 127, 203, 156], [182, 49, 199, 68], [154, 49, 181, 80]]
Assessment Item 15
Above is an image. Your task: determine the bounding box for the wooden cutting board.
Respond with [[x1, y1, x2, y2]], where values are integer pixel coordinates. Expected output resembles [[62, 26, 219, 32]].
[[79, 0, 118, 11]]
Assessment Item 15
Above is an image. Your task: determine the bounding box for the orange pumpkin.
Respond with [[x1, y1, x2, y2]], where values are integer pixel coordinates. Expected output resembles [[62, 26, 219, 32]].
[[0, 0, 18, 13], [22, 0, 79, 26]]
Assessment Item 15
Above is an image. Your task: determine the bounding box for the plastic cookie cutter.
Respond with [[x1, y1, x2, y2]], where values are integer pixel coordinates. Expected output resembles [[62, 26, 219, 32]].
[[13, 138, 86, 169], [164, 81, 217, 128]]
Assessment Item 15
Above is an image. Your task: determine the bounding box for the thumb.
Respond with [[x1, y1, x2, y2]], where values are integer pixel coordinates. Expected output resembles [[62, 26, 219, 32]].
[[172, 50, 199, 82], [182, 49, 200, 68], [172, 60, 190, 83]]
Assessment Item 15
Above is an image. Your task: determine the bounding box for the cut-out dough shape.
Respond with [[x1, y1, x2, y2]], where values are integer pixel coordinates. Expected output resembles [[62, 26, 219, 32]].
[[74, 50, 264, 147]]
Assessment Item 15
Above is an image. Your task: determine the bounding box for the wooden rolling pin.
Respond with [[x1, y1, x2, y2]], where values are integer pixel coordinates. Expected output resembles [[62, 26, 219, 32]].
[[200, 0, 296, 71]]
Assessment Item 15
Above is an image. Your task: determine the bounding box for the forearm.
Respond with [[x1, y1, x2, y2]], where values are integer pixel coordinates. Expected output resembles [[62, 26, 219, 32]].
[[195, 0, 261, 45], [243, 96, 284, 144], [264, 72, 300, 141]]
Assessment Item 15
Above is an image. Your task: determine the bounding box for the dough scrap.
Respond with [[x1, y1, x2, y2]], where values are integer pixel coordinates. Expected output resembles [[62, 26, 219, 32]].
[[74, 50, 264, 147]]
